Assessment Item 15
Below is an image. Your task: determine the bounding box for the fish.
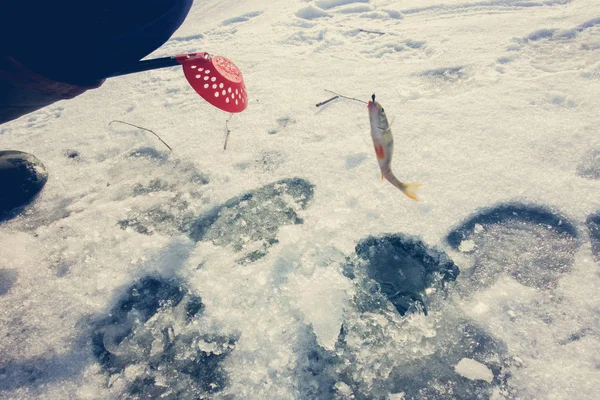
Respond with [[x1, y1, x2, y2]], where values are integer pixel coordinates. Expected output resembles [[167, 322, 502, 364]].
[[367, 94, 422, 201]]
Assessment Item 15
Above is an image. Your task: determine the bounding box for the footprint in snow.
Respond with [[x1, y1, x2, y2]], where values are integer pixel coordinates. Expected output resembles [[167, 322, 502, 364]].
[[421, 66, 466, 81], [411, 66, 476, 97], [317, 0, 400, 19], [577, 148, 600, 180], [345, 152, 368, 169], [504, 17, 600, 75], [295, 0, 401, 21], [339, 28, 427, 60], [314, 0, 369, 10], [267, 117, 296, 135], [22, 106, 63, 129], [220, 11, 263, 26], [401, 0, 569, 18], [361, 40, 422, 59], [446, 202, 580, 291]]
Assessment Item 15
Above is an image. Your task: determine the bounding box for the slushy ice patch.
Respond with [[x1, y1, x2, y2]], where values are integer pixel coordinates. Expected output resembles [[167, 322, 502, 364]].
[[446, 203, 579, 290], [187, 178, 315, 262], [0, 268, 18, 295], [586, 212, 600, 261], [119, 178, 314, 263], [346, 234, 459, 316], [389, 323, 513, 400], [331, 306, 512, 398], [91, 276, 235, 398]]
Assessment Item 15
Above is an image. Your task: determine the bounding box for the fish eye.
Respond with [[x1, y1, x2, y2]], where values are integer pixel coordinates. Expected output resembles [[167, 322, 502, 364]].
[[381, 108, 384, 113]]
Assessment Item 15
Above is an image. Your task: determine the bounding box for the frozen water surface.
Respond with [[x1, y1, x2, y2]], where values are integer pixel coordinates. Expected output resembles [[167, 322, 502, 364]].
[[1, 0, 600, 399]]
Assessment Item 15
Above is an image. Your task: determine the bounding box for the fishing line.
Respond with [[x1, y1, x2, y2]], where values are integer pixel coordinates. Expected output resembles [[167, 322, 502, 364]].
[[316, 89, 368, 107], [109, 120, 172, 151], [223, 113, 233, 151]]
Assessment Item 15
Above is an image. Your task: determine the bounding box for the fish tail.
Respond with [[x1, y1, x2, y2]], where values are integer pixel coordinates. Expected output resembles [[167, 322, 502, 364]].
[[400, 183, 423, 202], [384, 172, 422, 202]]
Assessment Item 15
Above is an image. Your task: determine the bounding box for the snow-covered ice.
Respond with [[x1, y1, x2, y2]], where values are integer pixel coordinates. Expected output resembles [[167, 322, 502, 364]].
[[455, 358, 494, 383], [1, 0, 600, 399]]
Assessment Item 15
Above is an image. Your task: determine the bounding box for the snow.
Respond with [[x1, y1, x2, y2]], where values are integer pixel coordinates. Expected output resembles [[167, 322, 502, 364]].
[[455, 358, 494, 383], [296, 5, 332, 20], [1, 0, 600, 399], [315, 0, 370, 10]]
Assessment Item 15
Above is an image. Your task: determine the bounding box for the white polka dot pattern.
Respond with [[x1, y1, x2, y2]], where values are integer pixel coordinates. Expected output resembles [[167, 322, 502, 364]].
[[180, 52, 248, 113]]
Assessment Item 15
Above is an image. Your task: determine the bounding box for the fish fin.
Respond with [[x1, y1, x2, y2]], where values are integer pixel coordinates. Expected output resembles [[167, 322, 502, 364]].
[[381, 173, 385, 181], [374, 144, 385, 160], [401, 183, 423, 202]]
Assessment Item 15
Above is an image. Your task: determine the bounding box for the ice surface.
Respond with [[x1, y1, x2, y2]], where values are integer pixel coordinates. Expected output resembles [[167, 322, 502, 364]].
[[1, 0, 600, 399], [447, 203, 580, 290], [91, 276, 234, 399], [586, 212, 600, 262], [0, 268, 18, 295], [347, 234, 459, 315], [455, 358, 494, 383]]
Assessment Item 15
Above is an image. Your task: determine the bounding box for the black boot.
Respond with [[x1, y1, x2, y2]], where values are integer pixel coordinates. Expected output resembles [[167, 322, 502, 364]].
[[1, 0, 194, 125], [0, 150, 48, 221]]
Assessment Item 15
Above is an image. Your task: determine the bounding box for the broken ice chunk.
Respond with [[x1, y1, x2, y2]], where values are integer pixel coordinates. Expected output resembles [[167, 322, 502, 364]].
[[454, 358, 494, 383]]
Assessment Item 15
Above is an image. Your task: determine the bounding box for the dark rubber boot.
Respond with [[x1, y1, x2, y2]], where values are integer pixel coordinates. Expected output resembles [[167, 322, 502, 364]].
[[1, 0, 194, 124], [3, 0, 194, 85], [0, 150, 48, 220]]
